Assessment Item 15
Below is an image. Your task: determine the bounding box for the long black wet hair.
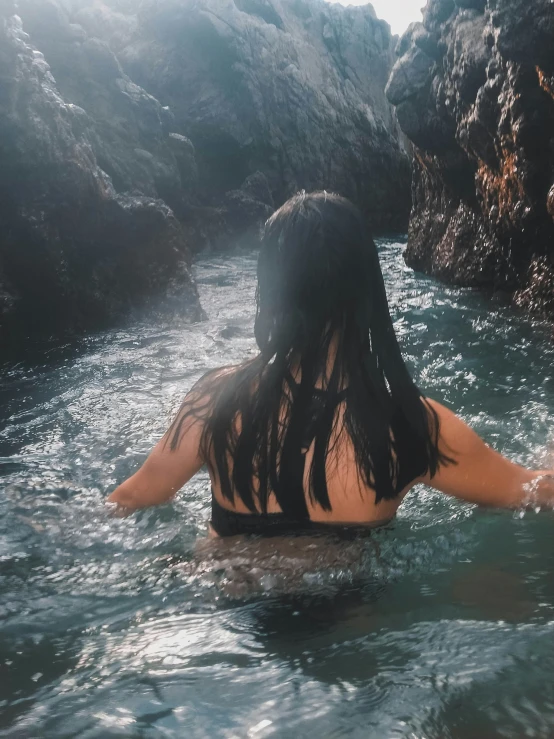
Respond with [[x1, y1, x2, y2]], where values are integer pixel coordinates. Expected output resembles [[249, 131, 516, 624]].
[[169, 192, 450, 517]]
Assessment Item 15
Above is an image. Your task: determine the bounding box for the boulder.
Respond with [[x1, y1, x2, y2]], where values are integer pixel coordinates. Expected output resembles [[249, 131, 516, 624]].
[[386, 0, 554, 319], [386, 45, 436, 106]]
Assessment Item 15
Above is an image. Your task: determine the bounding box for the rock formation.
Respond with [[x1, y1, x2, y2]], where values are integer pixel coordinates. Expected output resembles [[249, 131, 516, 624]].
[[0, 0, 410, 341], [0, 5, 202, 341], [111, 0, 410, 232], [386, 0, 554, 318]]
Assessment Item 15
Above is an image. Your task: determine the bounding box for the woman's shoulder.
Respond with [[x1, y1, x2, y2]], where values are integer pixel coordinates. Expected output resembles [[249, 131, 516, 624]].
[[190, 364, 239, 388], [199, 365, 239, 382], [424, 397, 467, 436], [168, 365, 242, 443], [185, 364, 245, 405]]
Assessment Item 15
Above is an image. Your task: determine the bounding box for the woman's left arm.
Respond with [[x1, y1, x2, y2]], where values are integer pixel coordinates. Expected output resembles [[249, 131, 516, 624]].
[[107, 412, 205, 513]]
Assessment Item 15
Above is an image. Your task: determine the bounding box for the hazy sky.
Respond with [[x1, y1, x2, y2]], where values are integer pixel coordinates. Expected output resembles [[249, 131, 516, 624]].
[[336, 0, 424, 36]]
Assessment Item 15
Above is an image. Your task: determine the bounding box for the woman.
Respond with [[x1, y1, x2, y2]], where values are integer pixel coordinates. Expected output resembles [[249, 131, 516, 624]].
[[108, 192, 554, 534]]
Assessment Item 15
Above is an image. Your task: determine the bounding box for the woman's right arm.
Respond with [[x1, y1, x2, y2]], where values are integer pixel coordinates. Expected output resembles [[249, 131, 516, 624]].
[[419, 399, 554, 508]]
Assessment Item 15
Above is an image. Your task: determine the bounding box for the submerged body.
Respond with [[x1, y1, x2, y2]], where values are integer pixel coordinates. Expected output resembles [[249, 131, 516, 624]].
[[108, 193, 554, 532]]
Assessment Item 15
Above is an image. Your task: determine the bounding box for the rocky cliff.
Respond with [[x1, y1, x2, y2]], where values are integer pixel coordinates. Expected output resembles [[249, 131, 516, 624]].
[[111, 0, 410, 231], [0, 4, 202, 341], [0, 0, 409, 341], [386, 0, 554, 318]]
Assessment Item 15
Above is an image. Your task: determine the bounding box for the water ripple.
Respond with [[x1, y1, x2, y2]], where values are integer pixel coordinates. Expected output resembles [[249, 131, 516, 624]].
[[1, 242, 554, 737]]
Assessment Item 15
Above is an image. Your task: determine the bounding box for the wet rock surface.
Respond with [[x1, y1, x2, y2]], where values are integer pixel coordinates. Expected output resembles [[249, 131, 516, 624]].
[[0, 9, 202, 341], [114, 0, 410, 232], [0, 0, 409, 341], [386, 0, 554, 319]]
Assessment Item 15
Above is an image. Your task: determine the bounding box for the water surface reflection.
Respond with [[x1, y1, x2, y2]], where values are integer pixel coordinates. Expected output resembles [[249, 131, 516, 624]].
[[1, 242, 554, 737]]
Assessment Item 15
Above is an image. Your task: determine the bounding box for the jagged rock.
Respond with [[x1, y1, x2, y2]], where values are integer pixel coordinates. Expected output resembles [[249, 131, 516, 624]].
[[240, 171, 275, 209], [492, 0, 554, 72], [1, 0, 411, 342], [180, 172, 275, 253], [386, 0, 554, 319], [15, 0, 191, 212], [11, 0, 410, 250], [0, 10, 202, 341], [386, 46, 436, 106], [222, 172, 275, 242], [423, 0, 455, 28], [455, 0, 485, 11], [114, 0, 410, 232], [73, 1, 138, 51]]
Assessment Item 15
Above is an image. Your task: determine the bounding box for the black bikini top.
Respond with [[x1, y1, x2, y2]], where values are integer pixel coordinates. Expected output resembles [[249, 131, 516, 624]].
[[209, 372, 426, 538], [210, 495, 383, 539], [210, 373, 352, 538]]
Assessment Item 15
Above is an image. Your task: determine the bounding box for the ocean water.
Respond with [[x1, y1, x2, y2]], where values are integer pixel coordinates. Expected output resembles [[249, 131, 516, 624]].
[[1, 239, 554, 738]]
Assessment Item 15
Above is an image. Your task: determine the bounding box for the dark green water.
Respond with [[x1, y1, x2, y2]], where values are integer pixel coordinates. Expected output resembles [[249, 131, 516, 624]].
[[1, 240, 554, 738]]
